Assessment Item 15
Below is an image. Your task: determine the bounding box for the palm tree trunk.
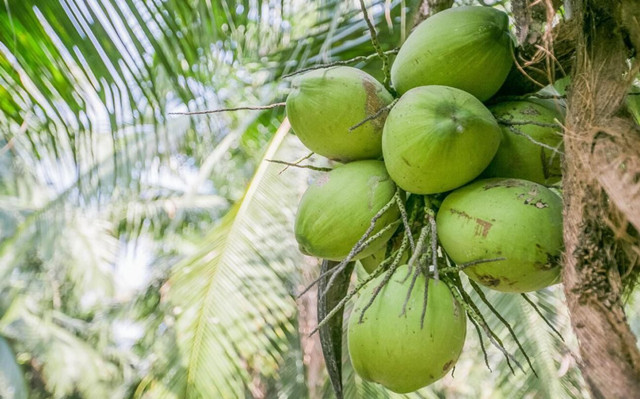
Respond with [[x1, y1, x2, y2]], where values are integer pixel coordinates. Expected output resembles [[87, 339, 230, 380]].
[[562, 1, 640, 397]]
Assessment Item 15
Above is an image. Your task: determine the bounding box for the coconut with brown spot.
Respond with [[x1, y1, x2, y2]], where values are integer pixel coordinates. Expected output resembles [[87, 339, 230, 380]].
[[437, 178, 563, 292], [286, 66, 394, 161]]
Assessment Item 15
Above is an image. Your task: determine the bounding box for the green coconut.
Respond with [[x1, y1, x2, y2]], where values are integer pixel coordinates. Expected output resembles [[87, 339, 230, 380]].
[[391, 6, 513, 101], [294, 160, 400, 261], [437, 178, 563, 293], [348, 265, 467, 393], [286, 66, 394, 161], [382, 85, 501, 194], [482, 100, 564, 185]]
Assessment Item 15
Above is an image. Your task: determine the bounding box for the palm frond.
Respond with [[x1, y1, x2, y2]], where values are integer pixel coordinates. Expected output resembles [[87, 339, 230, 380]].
[[1, 299, 129, 399], [162, 120, 311, 398]]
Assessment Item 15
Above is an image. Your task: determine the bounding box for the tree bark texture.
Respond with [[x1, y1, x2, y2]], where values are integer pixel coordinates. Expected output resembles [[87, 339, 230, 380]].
[[563, 0, 640, 398], [411, 0, 454, 27]]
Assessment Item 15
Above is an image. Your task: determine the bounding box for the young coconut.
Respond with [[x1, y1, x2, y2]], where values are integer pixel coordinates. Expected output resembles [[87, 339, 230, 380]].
[[295, 160, 400, 261], [437, 178, 563, 293], [348, 265, 467, 393], [482, 100, 564, 185], [286, 66, 394, 161], [382, 85, 501, 194], [391, 6, 513, 101]]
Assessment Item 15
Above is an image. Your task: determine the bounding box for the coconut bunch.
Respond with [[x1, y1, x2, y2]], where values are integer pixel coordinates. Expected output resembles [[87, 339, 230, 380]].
[[287, 6, 565, 394]]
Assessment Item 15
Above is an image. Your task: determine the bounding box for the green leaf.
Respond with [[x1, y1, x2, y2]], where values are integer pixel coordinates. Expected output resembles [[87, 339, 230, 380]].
[[168, 120, 311, 398]]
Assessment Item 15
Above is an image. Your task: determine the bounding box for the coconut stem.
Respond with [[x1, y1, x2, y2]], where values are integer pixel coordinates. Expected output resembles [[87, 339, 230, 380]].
[[395, 190, 415, 252], [436, 256, 507, 275], [399, 265, 422, 317], [281, 49, 399, 79], [356, 236, 410, 323], [468, 280, 538, 377], [358, 0, 393, 93], [321, 219, 401, 297], [497, 118, 563, 129], [309, 262, 384, 336], [265, 159, 331, 172], [297, 196, 399, 300], [277, 151, 315, 174], [426, 207, 439, 280], [505, 125, 565, 154], [408, 225, 430, 267], [520, 293, 565, 341], [168, 102, 285, 115], [420, 263, 430, 329], [311, 234, 413, 335]]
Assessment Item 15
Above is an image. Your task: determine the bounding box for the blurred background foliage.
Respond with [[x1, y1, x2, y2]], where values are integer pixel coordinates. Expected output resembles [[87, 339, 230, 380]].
[[0, 0, 629, 397]]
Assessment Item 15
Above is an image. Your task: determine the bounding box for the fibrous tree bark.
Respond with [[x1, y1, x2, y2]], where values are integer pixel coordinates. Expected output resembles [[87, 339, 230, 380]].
[[561, 1, 640, 397]]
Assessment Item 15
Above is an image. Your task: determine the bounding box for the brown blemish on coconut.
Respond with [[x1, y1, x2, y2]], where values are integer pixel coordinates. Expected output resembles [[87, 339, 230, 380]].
[[474, 218, 493, 237], [449, 208, 473, 220], [483, 178, 523, 190], [476, 274, 501, 287], [520, 195, 548, 208], [442, 360, 454, 372], [402, 156, 412, 167], [362, 78, 387, 130], [537, 253, 560, 270]]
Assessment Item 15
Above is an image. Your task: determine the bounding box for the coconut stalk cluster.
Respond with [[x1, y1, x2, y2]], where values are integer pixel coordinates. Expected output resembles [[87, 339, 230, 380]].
[[287, 6, 565, 394]]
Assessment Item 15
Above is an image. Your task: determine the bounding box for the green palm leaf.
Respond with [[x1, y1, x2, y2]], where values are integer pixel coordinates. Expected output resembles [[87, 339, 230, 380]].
[[165, 120, 311, 398]]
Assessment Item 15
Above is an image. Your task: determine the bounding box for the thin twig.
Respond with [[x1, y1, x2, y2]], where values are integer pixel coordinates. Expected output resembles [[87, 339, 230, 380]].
[[395, 190, 415, 252], [282, 49, 399, 79], [349, 98, 398, 131], [497, 118, 562, 129], [296, 213, 399, 300], [408, 225, 430, 267], [266, 159, 332, 172], [469, 280, 538, 377], [358, 262, 400, 323], [321, 219, 400, 297], [426, 208, 439, 280], [399, 266, 421, 317], [278, 152, 315, 174], [420, 264, 430, 329], [521, 293, 565, 341], [469, 313, 492, 371], [506, 126, 565, 154], [169, 102, 285, 115], [358, 0, 393, 92], [356, 236, 409, 323], [449, 275, 522, 374], [310, 262, 386, 336]]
